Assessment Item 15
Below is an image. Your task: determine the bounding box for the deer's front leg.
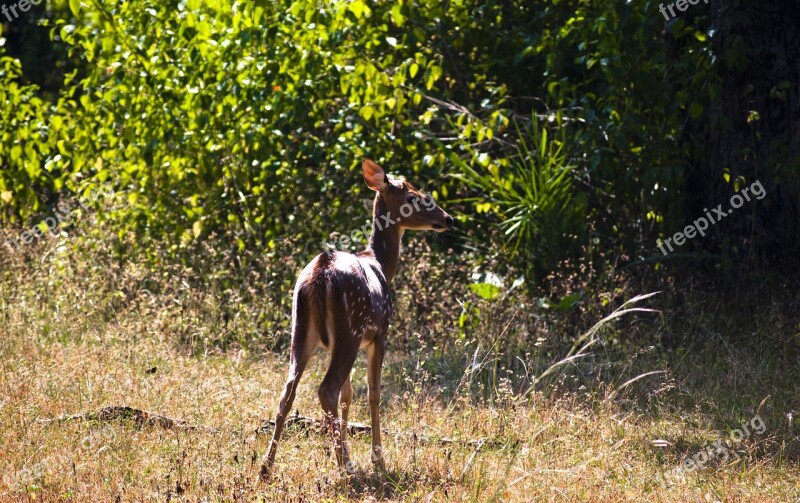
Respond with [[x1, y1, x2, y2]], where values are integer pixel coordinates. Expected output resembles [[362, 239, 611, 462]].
[[366, 339, 386, 471]]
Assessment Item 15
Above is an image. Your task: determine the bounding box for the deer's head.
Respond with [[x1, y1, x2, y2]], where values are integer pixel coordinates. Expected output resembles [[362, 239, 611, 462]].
[[363, 159, 454, 232]]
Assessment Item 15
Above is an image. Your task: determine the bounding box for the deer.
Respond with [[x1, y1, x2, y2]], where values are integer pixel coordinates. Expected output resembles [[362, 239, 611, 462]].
[[260, 159, 454, 480]]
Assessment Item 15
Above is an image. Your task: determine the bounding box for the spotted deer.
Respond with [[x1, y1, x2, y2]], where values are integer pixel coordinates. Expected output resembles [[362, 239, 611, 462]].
[[260, 159, 454, 479]]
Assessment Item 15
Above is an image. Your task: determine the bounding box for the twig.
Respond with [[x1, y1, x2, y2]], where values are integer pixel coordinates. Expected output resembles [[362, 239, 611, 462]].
[[40, 407, 499, 450], [254, 411, 499, 449], [38, 406, 216, 433]]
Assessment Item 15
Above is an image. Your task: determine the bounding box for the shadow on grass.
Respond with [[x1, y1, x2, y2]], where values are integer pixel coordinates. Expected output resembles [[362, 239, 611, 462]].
[[339, 465, 454, 500]]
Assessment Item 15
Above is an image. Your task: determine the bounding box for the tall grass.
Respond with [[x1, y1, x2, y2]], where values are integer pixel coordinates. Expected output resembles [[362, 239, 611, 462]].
[[0, 224, 798, 501]]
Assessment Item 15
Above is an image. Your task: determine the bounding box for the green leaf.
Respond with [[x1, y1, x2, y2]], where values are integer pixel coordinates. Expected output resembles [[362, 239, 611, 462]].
[[469, 271, 504, 300], [10, 145, 22, 163], [470, 283, 502, 300], [425, 65, 443, 90], [553, 293, 582, 311], [348, 0, 365, 19], [390, 4, 405, 26], [360, 105, 375, 121]]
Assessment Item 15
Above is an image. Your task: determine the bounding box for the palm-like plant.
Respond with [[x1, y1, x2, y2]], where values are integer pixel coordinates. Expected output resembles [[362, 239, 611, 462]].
[[454, 115, 585, 287]]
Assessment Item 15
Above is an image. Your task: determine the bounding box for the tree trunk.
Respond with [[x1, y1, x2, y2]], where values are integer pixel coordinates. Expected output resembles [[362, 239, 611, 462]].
[[692, 0, 800, 265]]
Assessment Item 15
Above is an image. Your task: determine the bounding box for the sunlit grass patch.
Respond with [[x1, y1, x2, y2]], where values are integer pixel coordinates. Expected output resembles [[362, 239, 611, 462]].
[[1, 241, 798, 501]]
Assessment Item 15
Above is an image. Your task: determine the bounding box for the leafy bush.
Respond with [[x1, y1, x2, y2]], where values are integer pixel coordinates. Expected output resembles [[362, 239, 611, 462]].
[[0, 0, 717, 289]]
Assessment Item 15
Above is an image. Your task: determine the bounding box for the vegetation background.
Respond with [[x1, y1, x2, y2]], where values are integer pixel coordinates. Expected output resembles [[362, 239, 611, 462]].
[[0, 0, 798, 501]]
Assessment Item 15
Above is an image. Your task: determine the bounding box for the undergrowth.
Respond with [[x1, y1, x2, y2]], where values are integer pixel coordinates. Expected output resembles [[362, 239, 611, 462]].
[[0, 222, 798, 501]]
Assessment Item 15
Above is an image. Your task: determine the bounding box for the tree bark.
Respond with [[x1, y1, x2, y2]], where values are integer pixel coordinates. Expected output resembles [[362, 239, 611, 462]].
[[695, 0, 800, 265]]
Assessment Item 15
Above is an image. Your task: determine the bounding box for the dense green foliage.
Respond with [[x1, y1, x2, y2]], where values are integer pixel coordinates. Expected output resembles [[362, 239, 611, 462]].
[[0, 0, 795, 288]]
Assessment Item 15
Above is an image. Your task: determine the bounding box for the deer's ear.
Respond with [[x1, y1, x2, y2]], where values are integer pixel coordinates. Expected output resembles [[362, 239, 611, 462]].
[[363, 159, 389, 192]]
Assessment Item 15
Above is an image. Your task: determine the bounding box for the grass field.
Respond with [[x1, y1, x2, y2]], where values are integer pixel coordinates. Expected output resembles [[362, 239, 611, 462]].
[[1, 243, 799, 501]]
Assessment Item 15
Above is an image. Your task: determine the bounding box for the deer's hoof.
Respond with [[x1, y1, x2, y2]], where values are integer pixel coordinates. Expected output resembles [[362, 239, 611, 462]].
[[338, 462, 355, 476], [259, 464, 271, 482], [371, 447, 385, 471]]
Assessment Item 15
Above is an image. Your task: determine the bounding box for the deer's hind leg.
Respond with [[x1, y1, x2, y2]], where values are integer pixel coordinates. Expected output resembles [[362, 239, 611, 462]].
[[318, 290, 360, 473], [260, 292, 320, 480], [318, 339, 358, 473], [339, 374, 353, 447]]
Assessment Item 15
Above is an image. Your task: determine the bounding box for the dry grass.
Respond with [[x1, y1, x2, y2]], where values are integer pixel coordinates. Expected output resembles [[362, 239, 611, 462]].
[[1, 238, 799, 501]]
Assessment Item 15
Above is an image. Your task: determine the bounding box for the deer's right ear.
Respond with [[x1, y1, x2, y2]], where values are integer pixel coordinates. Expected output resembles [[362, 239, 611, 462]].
[[363, 159, 389, 192]]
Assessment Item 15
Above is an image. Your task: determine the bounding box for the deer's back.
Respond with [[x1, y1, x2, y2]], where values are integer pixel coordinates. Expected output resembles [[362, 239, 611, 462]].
[[294, 251, 391, 348]]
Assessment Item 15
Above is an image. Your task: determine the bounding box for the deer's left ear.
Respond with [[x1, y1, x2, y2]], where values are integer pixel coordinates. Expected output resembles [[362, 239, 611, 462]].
[[363, 159, 389, 192]]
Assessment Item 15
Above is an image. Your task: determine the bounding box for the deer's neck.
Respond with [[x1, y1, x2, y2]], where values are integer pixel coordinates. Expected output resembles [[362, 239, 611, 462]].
[[367, 195, 403, 283]]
